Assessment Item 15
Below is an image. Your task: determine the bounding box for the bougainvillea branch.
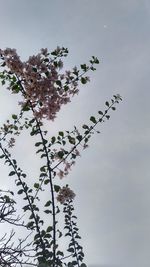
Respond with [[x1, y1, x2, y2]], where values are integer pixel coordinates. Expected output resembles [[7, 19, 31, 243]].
[[0, 46, 122, 267]]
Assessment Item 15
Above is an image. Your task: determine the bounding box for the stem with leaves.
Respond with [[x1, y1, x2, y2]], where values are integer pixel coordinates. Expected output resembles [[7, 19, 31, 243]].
[[0, 143, 47, 262]]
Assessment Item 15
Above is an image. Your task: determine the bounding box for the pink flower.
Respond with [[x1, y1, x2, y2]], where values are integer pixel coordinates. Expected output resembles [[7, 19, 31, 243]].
[[56, 186, 76, 204], [57, 170, 64, 179], [64, 162, 71, 172], [41, 48, 48, 56], [74, 149, 80, 157], [0, 47, 82, 121]]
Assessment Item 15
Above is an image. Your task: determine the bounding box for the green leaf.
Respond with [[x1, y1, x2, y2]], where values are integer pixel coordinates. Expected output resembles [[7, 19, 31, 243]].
[[36, 149, 43, 154], [34, 206, 39, 211], [44, 209, 51, 214], [12, 114, 17, 120], [23, 205, 30, 211], [64, 85, 69, 91], [71, 261, 77, 266], [76, 135, 82, 142], [84, 130, 90, 135], [54, 185, 60, 192], [14, 125, 18, 130], [44, 179, 49, 185], [46, 226, 53, 232], [16, 181, 21, 186], [12, 84, 20, 93], [57, 151, 64, 159], [29, 118, 35, 124], [81, 77, 87, 84], [67, 248, 74, 253], [106, 115, 110, 120], [57, 251, 64, 256], [56, 80, 62, 87], [90, 116, 97, 123], [71, 153, 76, 159], [82, 124, 89, 129], [51, 51, 57, 56], [75, 234, 81, 239], [80, 264, 87, 267], [12, 159, 17, 164], [105, 101, 109, 107], [34, 183, 39, 189], [59, 131, 64, 137], [28, 189, 32, 193], [68, 136, 76, 145], [80, 64, 87, 71], [23, 105, 30, 111], [98, 110, 103, 115], [45, 200, 51, 207], [92, 56, 99, 64], [35, 142, 42, 147], [18, 189, 24, 194], [9, 171, 15, 176], [40, 166, 46, 172], [41, 230, 46, 237], [90, 66, 96, 71], [45, 233, 51, 238], [51, 136, 56, 144], [62, 140, 66, 145], [27, 221, 34, 228], [34, 233, 40, 240], [40, 172, 46, 177], [29, 214, 34, 220], [41, 153, 46, 158]]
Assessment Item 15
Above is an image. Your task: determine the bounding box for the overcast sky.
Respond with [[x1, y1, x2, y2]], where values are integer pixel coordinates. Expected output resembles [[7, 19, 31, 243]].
[[0, 1, 150, 267]]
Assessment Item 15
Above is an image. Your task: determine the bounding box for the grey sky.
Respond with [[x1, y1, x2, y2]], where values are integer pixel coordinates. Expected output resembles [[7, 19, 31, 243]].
[[0, 1, 150, 266]]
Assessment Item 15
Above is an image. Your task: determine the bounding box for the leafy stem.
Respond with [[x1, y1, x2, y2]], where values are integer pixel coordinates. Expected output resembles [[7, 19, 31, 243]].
[[52, 95, 121, 172], [0, 143, 47, 260], [33, 114, 57, 267], [16, 76, 57, 266], [64, 199, 84, 267]]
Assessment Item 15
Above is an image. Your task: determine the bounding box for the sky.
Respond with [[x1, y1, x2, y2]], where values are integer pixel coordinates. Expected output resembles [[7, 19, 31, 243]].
[[0, 0, 150, 266]]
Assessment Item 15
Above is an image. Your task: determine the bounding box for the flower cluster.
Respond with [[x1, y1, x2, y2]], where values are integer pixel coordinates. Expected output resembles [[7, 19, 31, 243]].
[[57, 161, 75, 179], [0, 47, 90, 121], [56, 186, 76, 204], [51, 147, 80, 179]]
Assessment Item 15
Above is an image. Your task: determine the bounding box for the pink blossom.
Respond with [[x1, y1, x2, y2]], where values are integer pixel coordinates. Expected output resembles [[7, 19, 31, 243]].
[[74, 149, 80, 157], [41, 48, 48, 56], [64, 162, 71, 173], [57, 170, 64, 179], [56, 186, 76, 204], [0, 47, 82, 121]]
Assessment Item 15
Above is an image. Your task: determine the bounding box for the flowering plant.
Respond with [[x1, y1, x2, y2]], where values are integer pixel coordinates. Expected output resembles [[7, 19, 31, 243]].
[[0, 46, 122, 267]]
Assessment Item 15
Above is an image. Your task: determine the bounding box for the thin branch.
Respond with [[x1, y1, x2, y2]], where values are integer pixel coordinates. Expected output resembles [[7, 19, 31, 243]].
[[52, 98, 120, 171]]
